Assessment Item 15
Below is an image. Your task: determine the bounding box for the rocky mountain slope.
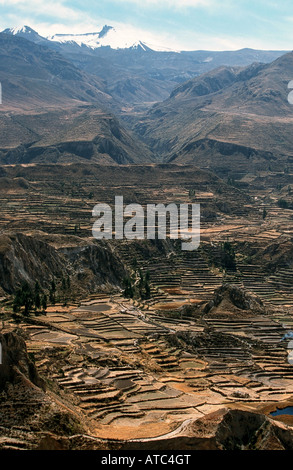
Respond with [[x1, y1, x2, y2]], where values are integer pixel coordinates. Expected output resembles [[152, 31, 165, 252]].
[[134, 52, 293, 177], [0, 33, 110, 112], [0, 108, 154, 164], [0, 33, 154, 164]]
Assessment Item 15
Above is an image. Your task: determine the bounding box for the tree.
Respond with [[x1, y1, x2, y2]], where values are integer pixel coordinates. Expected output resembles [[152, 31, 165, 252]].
[[41, 294, 47, 312], [49, 278, 56, 304], [34, 292, 41, 310], [34, 281, 41, 310], [144, 271, 151, 299], [13, 282, 34, 316], [49, 290, 56, 305], [221, 242, 236, 271], [262, 208, 267, 220], [61, 277, 67, 291], [278, 199, 289, 209], [60, 275, 72, 304], [123, 277, 134, 299], [138, 270, 144, 299], [138, 270, 151, 300], [13, 289, 23, 313]]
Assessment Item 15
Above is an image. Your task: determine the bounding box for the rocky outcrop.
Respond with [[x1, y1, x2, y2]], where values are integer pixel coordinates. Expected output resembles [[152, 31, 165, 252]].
[[0, 233, 66, 294], [0, 233, 127, 295], [59, 241, 127, 291], [204, 283, 265, 315], [0, 330, 45, 390], [118, 408, 293, 450]]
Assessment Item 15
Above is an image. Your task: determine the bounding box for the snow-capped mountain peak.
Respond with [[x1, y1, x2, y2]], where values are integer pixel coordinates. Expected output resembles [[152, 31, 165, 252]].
[[2, 25, 49, 45], [48, 25, 142, 50], [48, 24, 176, 52], [1, 24, 179, 52], [3, 25, 36, 35]]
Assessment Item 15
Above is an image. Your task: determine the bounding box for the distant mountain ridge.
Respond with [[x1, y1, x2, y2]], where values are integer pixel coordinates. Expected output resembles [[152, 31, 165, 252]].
[[1, 25, 293, 172], [2, 24, 175, 52], [2, 24, 290, 56], [2, 25, 289, 108], [1, 25, 288, 56]]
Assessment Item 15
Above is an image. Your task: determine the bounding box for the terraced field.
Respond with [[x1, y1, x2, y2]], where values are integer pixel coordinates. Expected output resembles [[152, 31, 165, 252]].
[[1, 164, 293, 447], [0, 288, 288, 444]]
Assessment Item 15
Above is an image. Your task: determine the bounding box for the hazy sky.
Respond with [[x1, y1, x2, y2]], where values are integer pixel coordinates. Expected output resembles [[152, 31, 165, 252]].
[[1, 0, 293, 51]]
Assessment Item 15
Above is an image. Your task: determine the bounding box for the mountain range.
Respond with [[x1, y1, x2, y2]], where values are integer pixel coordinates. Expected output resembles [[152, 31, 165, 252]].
[[2, 25, 288, 108], [1, 25, 293, 173], [3, 25, 173, 51]]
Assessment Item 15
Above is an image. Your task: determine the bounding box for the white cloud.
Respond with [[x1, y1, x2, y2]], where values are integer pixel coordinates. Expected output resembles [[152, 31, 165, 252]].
[[0, 0, 102, 37], [0, 0, 83, 21], [111, 0, 214, 8], [0, 0, 290, 51]]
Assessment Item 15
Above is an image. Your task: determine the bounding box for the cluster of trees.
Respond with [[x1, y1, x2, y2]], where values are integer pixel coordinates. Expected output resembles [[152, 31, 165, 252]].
[[49, 276, 71, 305], [13, 281, 47, 315], [12, 274, 72, 316], [123, 269, 151, 300], [123, 277, 135, 299], [138, 270, 151, 300]]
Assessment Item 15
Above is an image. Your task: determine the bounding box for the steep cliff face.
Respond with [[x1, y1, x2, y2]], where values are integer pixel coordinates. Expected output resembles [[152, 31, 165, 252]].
[[0, 233, 127, 295], [58, 241, 127, 292], [0, 233, 65, 294], [0, 330, 44, 390]]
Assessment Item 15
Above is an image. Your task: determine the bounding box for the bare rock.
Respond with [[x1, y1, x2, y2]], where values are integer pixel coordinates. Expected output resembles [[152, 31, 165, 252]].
[[0, 330, 45, 390], [204, 283, 265, 315]]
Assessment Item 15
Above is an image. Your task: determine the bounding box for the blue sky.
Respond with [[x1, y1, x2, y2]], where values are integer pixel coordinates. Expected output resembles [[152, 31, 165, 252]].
[[0, 0, 293, 51]]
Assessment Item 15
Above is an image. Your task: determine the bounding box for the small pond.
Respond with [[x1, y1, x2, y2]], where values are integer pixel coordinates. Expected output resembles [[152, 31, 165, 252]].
[[270, 407, 293, 416]]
